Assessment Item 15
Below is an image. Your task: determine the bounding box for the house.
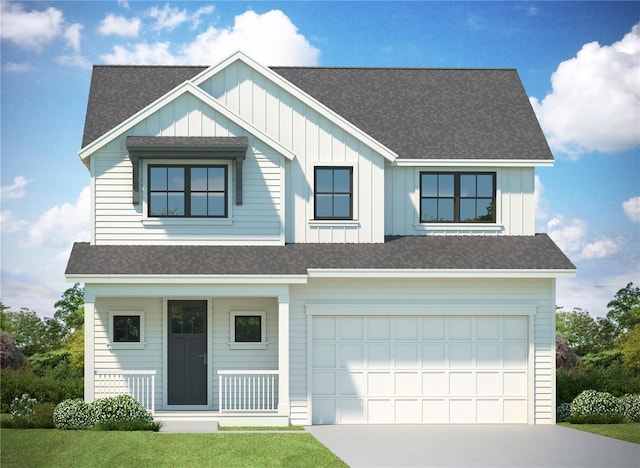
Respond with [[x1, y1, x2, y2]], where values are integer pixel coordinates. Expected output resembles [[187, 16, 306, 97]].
[[65, 51, 575, 426]]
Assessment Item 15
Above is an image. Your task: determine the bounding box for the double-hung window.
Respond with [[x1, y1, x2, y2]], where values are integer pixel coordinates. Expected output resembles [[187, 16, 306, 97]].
[[148, 165, 227, 217], [420, 172, 496, 223], [314, 167, 353, 220]]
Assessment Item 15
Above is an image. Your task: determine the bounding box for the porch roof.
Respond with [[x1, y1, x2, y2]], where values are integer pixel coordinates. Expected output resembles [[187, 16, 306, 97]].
[[66, 234, 574, 276]]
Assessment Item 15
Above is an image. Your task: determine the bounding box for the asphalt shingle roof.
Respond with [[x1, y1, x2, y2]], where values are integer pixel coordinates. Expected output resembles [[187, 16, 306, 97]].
[[66, 234, 575, 276], [81, 65, 553, 161]]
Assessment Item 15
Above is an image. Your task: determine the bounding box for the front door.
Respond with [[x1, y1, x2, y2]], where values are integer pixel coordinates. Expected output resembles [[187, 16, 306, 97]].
[[168, 300, 207, 405]]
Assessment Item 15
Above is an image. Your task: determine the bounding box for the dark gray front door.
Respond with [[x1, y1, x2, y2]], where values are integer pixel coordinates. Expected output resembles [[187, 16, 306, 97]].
[[168, 300, 207, 405]]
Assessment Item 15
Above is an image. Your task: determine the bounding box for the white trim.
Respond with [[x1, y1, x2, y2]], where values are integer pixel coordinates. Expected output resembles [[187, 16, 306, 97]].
[[309, 220, 361, 228], [78, 81, 295, 162], [305, 302, 537, 317], [306, 269, 576, 279], [191, 51, 397, 163], [413, 223, 504, 232], [229, 310, 268, 349], [107, 310, 146, 349], [392, 159, 554, 168], [67, 274, 309, 284]]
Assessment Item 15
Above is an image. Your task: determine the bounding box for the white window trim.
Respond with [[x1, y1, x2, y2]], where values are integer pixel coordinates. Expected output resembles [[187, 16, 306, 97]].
[[228, 310, 268, 349], [108, 311, 146, 349]]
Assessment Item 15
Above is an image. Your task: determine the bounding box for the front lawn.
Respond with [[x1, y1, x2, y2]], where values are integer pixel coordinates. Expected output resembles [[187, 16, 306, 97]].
[[0, 429, 347, 467], [559, 422, 640, 444]]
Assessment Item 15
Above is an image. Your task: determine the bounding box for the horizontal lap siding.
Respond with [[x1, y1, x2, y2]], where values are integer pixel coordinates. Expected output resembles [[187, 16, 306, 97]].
[[92, 99, 284, 244], [201, 61, 385, 244], [288, 278, 555, 425], [384, 166, 536, 236], [94, 298, 164, 408], [211, 298, 279, 411]]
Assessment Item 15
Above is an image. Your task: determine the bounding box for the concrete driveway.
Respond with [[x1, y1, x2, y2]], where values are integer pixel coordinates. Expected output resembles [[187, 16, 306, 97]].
[[306, 424, 640, 468]]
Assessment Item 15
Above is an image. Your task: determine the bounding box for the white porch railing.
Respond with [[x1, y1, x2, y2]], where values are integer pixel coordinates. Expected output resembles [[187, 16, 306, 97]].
[[218, 370, 279, 412], [94, 370, 156, 414]]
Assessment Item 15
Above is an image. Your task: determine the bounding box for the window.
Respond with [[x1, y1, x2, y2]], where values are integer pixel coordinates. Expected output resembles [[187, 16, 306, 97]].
[[148, 165, 227, 217], [314, 167, 353, 219], [113, 315, 140, 342], [420, 172, 495, 223], [230, 311, 267, 349], [108, 311, 145, 349]]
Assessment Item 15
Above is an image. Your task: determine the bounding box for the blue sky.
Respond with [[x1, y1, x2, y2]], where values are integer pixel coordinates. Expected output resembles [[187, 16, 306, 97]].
[[1, 1, 639, 318]]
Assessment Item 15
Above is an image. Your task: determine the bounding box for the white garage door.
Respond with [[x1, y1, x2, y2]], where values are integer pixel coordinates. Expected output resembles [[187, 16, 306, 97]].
[[312, 316, 529, 424]]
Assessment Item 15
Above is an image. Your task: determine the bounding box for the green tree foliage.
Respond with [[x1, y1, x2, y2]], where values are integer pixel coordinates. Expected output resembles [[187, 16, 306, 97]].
[[63, 326, 84, 372], [619, 325, 640, 371], [0, 305, 64, 356], [607, 282, 640, 333], [556, 307, 605, 356], [54, 283, 85, 335]]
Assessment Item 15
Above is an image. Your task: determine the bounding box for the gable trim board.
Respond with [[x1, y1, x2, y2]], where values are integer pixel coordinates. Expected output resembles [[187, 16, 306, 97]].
[[78, 79, 296, 164]]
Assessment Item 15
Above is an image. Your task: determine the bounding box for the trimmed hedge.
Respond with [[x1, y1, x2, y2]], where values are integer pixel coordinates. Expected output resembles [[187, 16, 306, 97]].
[[556, 366, 640, 405], [53, 398, 96, 430], [560, 390, 640, 424]]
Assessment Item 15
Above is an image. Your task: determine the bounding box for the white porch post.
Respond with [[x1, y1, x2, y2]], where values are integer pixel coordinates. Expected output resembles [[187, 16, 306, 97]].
[[278, 294, 290, 417], [84, 296, 96, 403]]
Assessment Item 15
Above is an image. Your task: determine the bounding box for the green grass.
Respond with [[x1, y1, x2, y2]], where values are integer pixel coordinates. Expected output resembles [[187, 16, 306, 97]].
[[218, 425, 305, 431], [0, 429, 347, 468], [559, 422, 640, 444]]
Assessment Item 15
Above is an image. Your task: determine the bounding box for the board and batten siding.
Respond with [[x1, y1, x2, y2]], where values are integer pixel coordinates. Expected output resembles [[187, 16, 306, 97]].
[[199, 60, 386, 244], [384, 166, 536, 236], [90, 92, 285, 245], [287, 277, 556, 426]]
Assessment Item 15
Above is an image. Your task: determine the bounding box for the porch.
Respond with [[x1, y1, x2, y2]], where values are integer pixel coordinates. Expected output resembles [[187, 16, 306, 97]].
[[94, 368, 289, 426]]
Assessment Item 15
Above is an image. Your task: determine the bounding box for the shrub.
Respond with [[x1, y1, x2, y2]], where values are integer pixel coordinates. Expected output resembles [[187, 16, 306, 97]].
[[93, 395, 153, 425], [10, 393, 37, 422], [556, 402, 571, 422], [620, 394, 640, 422], [569, 390, 624, 424], [53, 398, 96, 430], [0, 369, 83, 412], [93, 419, 161, 432]]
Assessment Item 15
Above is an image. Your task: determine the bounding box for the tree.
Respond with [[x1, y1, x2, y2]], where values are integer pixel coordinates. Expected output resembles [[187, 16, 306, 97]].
[[556, 308, 602, 356], [0, 306, 63, 356], [619, 325, 640, 371], [0, 330, 26, 370], [54, 283, 85, 335], [556, 334, 578, 369], [607, 282, 640, 334]]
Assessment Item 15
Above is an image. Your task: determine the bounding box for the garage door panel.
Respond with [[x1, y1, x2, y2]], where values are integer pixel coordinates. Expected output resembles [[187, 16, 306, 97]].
[[312, 316, 528, 424]]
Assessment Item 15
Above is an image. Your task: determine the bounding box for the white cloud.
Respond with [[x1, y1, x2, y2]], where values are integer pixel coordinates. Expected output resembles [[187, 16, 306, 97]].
[[622, 196, 640, 223], [0, 210, 28, 233], [547, 215, 621, 260], [0, 2, 63, 50], [56, 54, 92, 70], [100, 9, 319, 66], [147, 4, 188, 32], [64, 23, 83, 52], [180, 10, 320, 66], [2, 62, 32, 72], [1, 176, 28, 199], [530, 23, 640, 156], [581, 238, 620, 259], [101, 42, 177, 65], [98, 13, 141, 37], [20, 186, 90, 249], [191, 5, 215, 29]]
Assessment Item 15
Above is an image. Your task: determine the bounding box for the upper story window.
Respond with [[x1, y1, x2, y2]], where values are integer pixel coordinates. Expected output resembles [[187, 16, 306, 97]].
[[420, 172, 496, 223], [149, 165, 227, 217], [314, 167, 353, 220]]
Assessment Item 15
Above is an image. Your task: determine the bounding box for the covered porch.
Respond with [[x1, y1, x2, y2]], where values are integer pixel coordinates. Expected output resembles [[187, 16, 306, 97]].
[[80, 280, 304, 426]]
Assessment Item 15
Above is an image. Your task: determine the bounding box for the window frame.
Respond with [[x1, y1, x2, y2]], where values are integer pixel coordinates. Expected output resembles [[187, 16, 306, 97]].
[[419, 171, 496, 223], [314, 166, 354, 220], [229, 311, 267, 350], [108, 311, 145, 349], [147, 164, 228, 218]]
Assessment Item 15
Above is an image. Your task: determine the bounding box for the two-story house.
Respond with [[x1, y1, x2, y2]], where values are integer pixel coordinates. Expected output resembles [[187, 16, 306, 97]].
[[65, 52, 575, 427]]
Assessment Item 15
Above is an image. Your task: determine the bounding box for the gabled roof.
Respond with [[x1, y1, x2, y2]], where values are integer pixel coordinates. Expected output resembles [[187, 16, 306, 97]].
[[81, 59, 553, 161], [66, 234, 575, 278]]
